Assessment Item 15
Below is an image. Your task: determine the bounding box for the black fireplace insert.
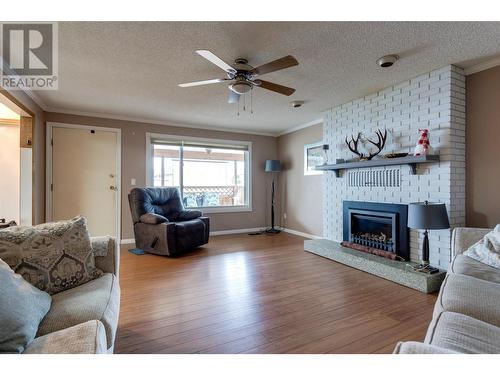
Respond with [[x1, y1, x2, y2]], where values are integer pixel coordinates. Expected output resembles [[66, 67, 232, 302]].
[[343, 201, 409, 261]]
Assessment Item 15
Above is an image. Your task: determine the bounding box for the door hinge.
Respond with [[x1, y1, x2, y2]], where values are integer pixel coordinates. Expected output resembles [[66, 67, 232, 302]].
[[50, 183, 53, 191], [50, 138, 53, 146]]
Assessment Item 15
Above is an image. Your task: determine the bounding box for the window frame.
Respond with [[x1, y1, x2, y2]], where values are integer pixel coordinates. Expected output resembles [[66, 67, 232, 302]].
[[304, 141, 324, 176], [146, 132, 252, 214]]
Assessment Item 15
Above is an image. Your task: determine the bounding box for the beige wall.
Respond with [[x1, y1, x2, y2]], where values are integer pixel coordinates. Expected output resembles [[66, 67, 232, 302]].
[[277, 124, 323, 237], [466, 65, 500, 228], [45, 112, 278, 239], [1, 90, 45, 224], [0, 123, 20, 223], [11, 65, 500, 236]]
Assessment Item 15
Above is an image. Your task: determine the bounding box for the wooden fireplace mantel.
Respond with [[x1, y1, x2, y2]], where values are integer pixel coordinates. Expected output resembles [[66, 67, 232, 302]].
[[315, 154, 440, 177]]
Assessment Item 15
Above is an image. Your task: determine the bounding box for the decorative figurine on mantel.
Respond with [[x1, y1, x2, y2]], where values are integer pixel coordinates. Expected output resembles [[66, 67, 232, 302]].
[[414, 129, 433, 156]]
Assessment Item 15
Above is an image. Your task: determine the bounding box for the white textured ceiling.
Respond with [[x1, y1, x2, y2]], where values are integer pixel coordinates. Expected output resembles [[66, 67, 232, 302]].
[[37, 22, 500, 135]]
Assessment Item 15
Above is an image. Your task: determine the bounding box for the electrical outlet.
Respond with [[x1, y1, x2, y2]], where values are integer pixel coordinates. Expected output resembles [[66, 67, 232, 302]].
[[283, 213, 287, 220], [131, 178, 136, 186]]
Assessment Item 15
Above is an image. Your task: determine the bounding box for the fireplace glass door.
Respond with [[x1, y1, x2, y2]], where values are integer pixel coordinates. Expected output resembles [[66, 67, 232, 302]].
[[348, 209, 397, 253]]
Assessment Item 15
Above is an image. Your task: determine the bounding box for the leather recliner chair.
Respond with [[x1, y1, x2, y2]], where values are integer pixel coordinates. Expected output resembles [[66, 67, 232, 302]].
[[128, 187, 210, 256]]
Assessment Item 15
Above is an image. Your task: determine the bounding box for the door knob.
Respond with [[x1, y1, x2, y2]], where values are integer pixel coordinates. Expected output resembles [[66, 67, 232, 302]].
[[109, 185, 118, 191]]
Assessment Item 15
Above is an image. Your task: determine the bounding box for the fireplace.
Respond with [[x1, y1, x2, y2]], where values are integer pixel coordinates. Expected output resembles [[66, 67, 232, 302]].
[[342, 201, 409, 261]]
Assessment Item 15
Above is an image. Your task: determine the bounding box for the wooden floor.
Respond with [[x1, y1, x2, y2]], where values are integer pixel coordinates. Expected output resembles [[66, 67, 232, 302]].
[[115, 233, 437, 354]]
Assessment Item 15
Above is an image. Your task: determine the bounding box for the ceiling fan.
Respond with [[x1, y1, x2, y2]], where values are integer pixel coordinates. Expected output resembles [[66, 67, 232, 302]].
[[178, 50, 299, 104]]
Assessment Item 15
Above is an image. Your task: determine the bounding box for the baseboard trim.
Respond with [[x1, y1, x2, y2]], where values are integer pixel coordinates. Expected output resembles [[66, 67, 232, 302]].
[[121, 228, 321, 242], [281, 228, 322, 240], [210, 227, 266, 236], [120, 238, 136, 245]]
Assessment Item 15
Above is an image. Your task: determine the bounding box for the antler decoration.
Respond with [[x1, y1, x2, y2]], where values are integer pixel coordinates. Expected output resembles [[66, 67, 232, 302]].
[[366, 129, 387, 160], [345, 129, 387, 160], [345, 133, 364, 159]]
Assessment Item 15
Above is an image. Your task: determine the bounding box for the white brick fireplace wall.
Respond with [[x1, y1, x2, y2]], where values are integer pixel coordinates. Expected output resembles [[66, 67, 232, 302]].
[[322, 65, 466, 270]]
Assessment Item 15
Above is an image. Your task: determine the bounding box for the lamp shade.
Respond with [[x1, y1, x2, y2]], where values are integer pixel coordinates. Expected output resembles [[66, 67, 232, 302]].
[[265, 160, 281, 172], [408, 202, 450, 230]]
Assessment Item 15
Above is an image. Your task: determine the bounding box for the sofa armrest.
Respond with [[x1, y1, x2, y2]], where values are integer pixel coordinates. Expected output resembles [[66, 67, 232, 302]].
[[134, 222, 177, 256], [91, 236, 119, 278], [139, 213, 168, 224], [393, 341, 458, 354], [451, 227, 492, 256], [178, 210, 203, 221], [24, 320, 107, 354]]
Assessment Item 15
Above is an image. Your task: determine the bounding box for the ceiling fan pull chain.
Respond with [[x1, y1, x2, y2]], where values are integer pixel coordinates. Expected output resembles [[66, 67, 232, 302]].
[[251, 87, 253, 114], [237, 98, 240, 116], [243, 93, 246, 112]]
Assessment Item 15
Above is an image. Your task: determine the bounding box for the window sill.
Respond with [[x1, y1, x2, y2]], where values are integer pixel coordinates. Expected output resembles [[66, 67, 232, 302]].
[[194, 205, 253, 214]]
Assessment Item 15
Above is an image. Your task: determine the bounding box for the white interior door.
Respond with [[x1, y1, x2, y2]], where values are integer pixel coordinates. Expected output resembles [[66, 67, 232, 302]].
[[51, 126, 119, 238]]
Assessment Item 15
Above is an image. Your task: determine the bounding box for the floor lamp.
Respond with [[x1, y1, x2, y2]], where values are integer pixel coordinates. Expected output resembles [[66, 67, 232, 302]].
[[265, 160, 281, 234]]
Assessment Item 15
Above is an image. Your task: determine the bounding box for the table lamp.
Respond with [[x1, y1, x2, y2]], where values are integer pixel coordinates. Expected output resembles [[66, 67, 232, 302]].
[[408, 201, 450, 273]]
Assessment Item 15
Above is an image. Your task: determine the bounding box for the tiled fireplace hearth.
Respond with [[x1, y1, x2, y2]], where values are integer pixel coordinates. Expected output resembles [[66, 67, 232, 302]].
[[322, 65, 466, 270]]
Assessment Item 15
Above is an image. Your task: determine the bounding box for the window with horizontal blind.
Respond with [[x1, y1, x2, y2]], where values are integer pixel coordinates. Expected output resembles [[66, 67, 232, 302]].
[[146, 133, 252, 212]]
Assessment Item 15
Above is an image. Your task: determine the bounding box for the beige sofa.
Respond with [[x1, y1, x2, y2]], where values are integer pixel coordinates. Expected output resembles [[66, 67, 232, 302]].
[[23, 236, 120, 354], [395, 227, 500, 354]]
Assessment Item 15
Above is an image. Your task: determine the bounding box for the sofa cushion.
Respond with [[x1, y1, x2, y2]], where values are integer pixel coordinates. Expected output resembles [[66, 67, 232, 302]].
[[452, 227, 492, 256], [463, 224, 500, 269], [0, 216, 102, 294], [24, 320, 107, 354], [432, 273, 500, 327], [129, 187, 185, 223], [0, 258, 52, 353], [451, 254, 500, 284], [425, 311, 500, 354], [37, 273, 120, 349], [393, 341, 458, 354]]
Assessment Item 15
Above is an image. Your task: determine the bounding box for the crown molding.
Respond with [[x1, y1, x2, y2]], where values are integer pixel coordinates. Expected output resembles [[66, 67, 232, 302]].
[[464, 55, 500, 76], [21, 88, 49, 110], [277, 118, 323, 137], [45, 107, 280, 137]]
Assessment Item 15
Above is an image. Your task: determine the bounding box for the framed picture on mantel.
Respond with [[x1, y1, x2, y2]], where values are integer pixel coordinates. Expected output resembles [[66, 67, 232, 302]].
[[304, 141, 323, 176]]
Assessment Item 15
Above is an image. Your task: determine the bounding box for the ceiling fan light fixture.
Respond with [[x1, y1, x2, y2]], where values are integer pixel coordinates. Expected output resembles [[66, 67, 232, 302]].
[[229, 81, 252, 94]]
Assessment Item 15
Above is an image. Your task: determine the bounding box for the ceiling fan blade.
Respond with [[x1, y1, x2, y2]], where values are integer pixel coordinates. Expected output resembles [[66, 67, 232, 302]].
[[228, 90, 240, 104], [249, 55, 298, 76], [178, 78, 230, 87], [196, 50, 236, 74], [256, 80, 296, 96]]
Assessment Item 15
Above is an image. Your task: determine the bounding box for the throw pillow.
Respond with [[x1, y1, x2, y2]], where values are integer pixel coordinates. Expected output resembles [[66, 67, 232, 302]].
[[0, 258, 52, 353], [464, 224, 500, 269], [0, 216, 102, 295]]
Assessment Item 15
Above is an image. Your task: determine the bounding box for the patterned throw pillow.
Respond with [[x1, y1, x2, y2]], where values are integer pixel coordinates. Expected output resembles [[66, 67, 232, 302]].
[[0, 216, 102, 294]]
